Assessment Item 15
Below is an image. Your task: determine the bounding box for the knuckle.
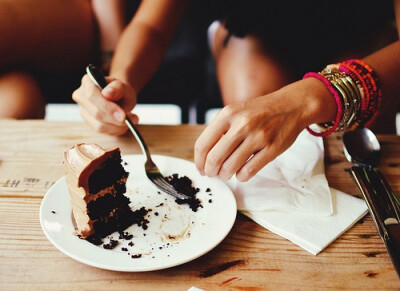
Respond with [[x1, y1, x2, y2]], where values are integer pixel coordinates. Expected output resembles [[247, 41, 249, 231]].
[[206, 152, 222, 167], [92, 107, 103, 120], [94, 122, 108, 134], [238, 165, 256, 182], [219, 105, 235, 119], [81, 74, 88, 83], [219, 163, 234, 180], [194, 139, 205, 155], [103, 101, 114, 113], [71, 90, 79, 102], [236, 117, 252, 132]]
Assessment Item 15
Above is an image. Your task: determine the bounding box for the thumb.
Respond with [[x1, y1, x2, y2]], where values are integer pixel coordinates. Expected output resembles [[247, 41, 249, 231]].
[[101, 79, 125, 102]]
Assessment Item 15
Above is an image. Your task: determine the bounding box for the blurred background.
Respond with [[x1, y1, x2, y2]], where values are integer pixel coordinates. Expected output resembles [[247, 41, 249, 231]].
[[43, 0, 222, 125]]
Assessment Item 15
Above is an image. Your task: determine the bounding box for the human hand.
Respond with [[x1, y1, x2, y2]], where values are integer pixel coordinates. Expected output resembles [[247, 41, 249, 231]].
[[194, 78, 336, 182], [72, 74, 138, 135]]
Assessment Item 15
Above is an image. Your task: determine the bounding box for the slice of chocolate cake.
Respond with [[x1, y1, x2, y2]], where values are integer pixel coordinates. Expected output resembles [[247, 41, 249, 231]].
[[63, 143, 134, 242]]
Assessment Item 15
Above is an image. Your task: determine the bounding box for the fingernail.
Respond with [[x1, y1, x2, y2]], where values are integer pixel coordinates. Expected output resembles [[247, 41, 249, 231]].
[[103, 87, 114, 97], [113, 110, 124, 122]]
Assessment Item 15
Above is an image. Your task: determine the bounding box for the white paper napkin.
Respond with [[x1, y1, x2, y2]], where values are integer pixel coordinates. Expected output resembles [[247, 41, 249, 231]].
[[226, 130, 368, 255]]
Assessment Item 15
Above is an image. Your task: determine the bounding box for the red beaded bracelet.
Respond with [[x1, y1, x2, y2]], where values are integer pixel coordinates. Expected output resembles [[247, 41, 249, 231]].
[[344, 59, 382, 126], [341, 60, 382, 127], [303, 72, 343, 137]]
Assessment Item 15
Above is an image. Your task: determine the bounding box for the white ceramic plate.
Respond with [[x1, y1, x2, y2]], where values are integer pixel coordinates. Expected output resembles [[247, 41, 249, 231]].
[[40, 155, 237, 272]]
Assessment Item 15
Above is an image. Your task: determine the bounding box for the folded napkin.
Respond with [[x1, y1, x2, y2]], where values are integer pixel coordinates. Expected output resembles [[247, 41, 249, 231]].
[[227, 130, 368, 255]]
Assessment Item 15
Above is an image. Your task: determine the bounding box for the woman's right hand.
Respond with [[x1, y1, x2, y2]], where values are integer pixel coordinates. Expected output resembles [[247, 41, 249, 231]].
[[72, 74, 138, 135]]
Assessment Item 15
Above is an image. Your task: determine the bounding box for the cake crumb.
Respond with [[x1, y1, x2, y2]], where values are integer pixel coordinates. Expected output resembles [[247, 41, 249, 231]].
[[165, 174, 203, 212], [103, 239, 118, 249], [119, 231, 133, 240]]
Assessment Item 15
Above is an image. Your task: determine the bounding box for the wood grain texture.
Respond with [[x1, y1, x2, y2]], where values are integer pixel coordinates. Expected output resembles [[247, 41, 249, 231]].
[[0, 120, 399, 290]]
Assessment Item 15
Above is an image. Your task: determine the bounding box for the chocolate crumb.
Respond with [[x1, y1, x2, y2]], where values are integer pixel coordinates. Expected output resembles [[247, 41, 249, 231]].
[[128, 241, 134, 247], [103, 239, 118, 249], [206, 188, 211, 192], [51, 210, 56, 214], [131, 207, 150, 230], [119, 231, 134, 240], [208, 199, 213, 203], [131, 254, 142, 259], [121, 247, 128, 252], [165, 174, 203, 212], [154, 212, 159, 216]]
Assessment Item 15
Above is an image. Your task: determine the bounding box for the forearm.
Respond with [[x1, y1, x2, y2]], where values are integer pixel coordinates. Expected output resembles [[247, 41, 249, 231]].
[[110, 22, 172, 93], [363, 41, 400, 99], [362, 0, 400, 132], [109, 0, 187, 93], [91, 0, 126, 51]]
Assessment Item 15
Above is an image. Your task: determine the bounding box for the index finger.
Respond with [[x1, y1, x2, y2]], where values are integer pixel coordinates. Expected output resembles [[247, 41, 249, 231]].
[[194, 112, 230, 174]]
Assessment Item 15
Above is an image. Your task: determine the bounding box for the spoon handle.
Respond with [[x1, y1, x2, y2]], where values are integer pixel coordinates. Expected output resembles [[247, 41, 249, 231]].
[[350, 166, 400, 278]]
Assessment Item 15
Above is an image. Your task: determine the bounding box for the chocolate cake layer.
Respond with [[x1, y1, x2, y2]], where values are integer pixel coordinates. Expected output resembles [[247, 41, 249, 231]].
[[88, 154, 128, 194], [87, 191, 130, 220]]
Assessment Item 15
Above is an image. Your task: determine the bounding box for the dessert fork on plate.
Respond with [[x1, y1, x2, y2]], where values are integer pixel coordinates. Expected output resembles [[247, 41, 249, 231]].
[[86, 64, 190, 200]]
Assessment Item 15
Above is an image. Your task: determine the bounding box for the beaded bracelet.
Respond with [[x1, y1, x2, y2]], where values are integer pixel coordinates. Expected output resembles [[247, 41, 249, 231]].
[[304, 59, 381, 136], [340, 64, 375, 127], [322, 71, 353, 131], [303, 72, 343, 137], [338, 63, 371, 129], [343, 59, 382, 126]]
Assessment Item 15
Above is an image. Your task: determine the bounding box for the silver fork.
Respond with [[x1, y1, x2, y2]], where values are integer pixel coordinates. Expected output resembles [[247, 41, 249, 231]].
[[86, 64, 190, 200]]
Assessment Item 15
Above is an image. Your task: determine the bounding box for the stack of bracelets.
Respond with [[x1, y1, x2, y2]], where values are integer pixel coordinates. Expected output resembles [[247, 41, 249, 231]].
[[303, 59, 382, 137]]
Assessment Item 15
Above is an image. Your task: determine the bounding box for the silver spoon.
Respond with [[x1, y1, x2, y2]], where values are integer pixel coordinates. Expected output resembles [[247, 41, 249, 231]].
[[343, 127, 400, 278]]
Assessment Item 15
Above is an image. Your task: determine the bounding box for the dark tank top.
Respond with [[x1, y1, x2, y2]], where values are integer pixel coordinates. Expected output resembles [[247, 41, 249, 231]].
[[212, 0, 395, 74]]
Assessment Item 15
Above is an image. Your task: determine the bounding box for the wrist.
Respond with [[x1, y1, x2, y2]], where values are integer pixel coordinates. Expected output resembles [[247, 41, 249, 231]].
[[299, 77, 337, 127], [109, 67, 135, 90], [100, 50, 114, 74]]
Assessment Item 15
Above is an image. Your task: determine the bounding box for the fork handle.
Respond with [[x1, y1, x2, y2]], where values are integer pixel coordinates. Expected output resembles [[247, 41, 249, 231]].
[[124, 116, 151, 159], [86, 64, 152, 160]]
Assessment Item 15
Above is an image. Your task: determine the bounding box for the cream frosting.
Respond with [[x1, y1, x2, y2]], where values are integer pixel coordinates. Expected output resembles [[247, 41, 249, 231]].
[[63, 143, 124, 238]]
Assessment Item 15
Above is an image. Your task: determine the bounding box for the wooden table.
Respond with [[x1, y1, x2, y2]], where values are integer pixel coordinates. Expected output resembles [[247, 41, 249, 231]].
[[1, 119, 399, 290]]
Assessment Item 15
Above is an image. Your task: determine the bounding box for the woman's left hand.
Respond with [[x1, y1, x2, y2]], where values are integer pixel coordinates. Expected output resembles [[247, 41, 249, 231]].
[[194, 78, 336, 182]]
